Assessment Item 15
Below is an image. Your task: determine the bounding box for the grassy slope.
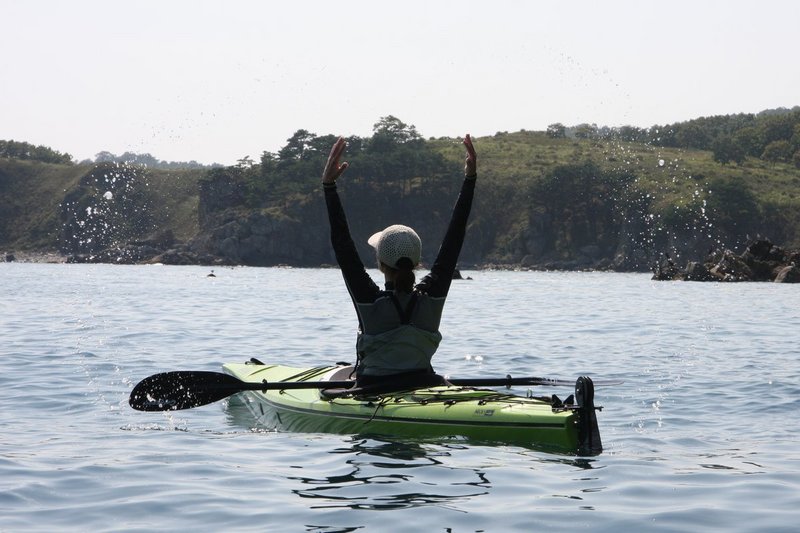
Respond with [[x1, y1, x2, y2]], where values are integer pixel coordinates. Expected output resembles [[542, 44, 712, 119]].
[[0, 159, 86, 249], [144, 168, 203, 241], [432, 132, 800, 247], [434, 131, 799, 202]]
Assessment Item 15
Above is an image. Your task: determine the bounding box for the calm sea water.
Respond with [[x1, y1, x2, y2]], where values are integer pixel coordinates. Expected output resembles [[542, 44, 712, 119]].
[[2, 264, 799, 532]]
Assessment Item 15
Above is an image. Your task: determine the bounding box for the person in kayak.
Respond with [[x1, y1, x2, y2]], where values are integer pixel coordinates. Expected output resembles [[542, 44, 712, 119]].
[[322, 134, 477, 387]]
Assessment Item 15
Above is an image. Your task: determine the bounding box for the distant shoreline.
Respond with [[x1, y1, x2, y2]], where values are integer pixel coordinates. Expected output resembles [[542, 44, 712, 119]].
[[1, 249, 626, 273], [2, 251, 67, 264]]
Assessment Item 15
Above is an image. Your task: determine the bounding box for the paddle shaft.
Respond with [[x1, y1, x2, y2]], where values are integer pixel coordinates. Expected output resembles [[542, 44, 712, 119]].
[[236, 379, 355, 391], [215, 376, 574, 390]]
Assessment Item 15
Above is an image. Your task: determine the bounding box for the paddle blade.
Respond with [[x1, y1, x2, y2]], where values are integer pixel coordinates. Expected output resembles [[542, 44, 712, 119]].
[[129, 371, 249, 411]]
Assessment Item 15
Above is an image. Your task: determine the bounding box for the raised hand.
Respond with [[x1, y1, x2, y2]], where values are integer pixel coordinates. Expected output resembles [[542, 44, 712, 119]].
[[463, 134, 477, 178], [322, 137, 349, 184]]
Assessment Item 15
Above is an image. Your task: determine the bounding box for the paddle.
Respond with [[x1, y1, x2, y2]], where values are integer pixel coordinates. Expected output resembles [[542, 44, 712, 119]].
[[129, 370, 622, 412], [128, 371, 355, 411]]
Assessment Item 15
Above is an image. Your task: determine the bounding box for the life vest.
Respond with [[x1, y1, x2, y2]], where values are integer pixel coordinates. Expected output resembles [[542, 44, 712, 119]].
[[356, 291, 443, 376]]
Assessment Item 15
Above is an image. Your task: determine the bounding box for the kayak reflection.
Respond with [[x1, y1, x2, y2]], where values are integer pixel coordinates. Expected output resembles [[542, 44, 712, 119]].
[[287, 436, 491, 511]]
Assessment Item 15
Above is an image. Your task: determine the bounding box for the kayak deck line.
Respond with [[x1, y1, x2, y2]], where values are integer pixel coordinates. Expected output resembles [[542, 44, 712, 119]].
[[281, 366, 335, 382]]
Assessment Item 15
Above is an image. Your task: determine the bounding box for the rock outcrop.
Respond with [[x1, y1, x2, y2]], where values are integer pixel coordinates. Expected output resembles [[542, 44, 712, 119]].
[[652, 239, 800, 283]]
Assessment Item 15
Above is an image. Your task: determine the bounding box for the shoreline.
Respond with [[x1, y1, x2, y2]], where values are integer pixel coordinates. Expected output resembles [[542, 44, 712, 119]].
[[0, 248, 655, 274], [5, 250, 797, 282], [1, 250, 620, 272], [2, 250, 67, 264]]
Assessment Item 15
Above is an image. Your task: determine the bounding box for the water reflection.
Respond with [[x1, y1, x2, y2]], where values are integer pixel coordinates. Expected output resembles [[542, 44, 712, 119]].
[[287, 436, 490, 511]]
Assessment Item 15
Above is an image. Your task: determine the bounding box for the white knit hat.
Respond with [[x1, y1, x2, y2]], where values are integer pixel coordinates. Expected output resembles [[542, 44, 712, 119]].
[[368, 224, 421, 268]]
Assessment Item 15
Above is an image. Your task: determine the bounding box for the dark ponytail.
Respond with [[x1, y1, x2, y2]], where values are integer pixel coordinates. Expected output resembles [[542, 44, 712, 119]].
[[393, 257, 416, 293]]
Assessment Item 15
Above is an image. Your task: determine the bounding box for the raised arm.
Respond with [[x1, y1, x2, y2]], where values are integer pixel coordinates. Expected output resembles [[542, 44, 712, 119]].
[[322, 137, 381, 304], [417, 134, 477, 297]]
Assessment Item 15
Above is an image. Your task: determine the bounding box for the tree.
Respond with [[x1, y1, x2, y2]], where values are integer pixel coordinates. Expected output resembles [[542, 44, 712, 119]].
[[675, 123, 711, 150], [530, 161, 631, 257], [546, 123, 566, 138], [573, 123, 597, 139], [0, 139, 72, 164], [118, 152, 159, 167], [266, 129, 331, 198], [95, 151, 116, 163], [278, 129, 317, 161], [616, 125, 645, 142], [711, 135, 745, 165], [369, 116, 422, 153], [732, 127, 763, 157], [760, 114, 795, 145], [791, 124, 800, 152], [236, 155, 254, 168], [762, 140, 792, 164], [705, 176, 760, 248]]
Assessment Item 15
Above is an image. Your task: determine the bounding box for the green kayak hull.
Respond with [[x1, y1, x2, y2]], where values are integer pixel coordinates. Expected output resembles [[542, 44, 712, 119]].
[[223, 361, 602, 455]]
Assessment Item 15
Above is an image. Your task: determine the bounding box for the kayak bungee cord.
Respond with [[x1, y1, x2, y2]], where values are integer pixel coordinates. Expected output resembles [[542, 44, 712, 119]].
[[331, 387, 580, 412]]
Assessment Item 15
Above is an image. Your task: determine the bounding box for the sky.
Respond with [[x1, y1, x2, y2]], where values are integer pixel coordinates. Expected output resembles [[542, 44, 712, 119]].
[[2, 0, 799, 166]]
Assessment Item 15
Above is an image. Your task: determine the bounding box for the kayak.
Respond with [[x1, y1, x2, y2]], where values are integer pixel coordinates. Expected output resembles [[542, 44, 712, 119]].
[[222, 359, 603, 455]]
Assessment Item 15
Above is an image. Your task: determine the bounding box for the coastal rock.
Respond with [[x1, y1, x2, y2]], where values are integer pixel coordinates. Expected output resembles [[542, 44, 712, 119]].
[[146, 247, 227, 266], [774, 265, 800, 283], [653, 238, 799, 283], [709, 250, 753, 281], [189, 207, 330, 266], [685, 261, 719, 282], [652, 256, 682, 281]]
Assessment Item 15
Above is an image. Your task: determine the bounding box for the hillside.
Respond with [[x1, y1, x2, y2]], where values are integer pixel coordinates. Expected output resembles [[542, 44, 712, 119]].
[[0, 160, 205, 255], [2, 112, 799, 270], [430, 131, 800, 267], [435, 130, 800, 243]]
